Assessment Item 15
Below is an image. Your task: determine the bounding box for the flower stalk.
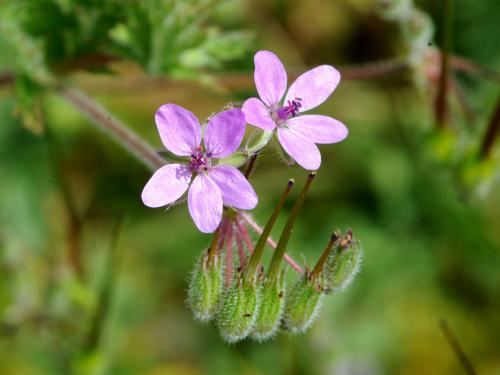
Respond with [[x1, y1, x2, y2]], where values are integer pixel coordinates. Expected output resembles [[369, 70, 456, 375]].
[[244, 179, 295, 282], [268, 173, 316, 280], [310, 232, 339, 280]]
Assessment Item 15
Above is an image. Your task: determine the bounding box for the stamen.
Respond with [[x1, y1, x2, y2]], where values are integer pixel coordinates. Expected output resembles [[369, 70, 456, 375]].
[[277, 97, 302, 121]]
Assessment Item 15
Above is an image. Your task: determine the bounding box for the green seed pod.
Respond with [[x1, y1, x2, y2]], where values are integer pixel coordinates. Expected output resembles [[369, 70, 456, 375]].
[[283, 276, 324, 334], [251, 271, 286, 341], [187, 250, 224, 323], [323, 230, 362, 294], [217, 277, 261, 344]]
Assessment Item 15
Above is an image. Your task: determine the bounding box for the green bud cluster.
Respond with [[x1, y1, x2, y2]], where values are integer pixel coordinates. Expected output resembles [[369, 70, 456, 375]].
[[187, 228, 362, 343], [188, 175, 362, 344]]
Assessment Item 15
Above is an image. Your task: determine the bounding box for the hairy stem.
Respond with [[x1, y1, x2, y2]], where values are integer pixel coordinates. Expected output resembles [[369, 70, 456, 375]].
[[58, 86, 165, 171]]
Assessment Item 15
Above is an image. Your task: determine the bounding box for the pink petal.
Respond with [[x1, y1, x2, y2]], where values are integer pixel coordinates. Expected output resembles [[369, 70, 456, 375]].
[[242, 98, 276, 131], [286, 115, 348, 144], [141, 164, 191, 208], [284, 65, 340, 112], [204, 109, 245, 158], [254, 50, 287, 107], [188, 174, 223, 233], [209, 165, 258, 210], [277, 128, 321, 170], [155, 104, 201, 156]]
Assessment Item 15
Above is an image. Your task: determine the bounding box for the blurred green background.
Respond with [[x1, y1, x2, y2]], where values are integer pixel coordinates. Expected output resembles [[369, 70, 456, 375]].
[[1, 0, 499, 374]]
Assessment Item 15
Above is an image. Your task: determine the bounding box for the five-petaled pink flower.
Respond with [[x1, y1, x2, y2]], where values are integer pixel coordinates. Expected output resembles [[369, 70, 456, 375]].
[[242, 50, 348, 170], [141, 105, 258, 233]]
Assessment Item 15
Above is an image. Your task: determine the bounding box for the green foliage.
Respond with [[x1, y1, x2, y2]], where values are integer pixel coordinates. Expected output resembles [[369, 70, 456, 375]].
[[0, 0, 252, 81]]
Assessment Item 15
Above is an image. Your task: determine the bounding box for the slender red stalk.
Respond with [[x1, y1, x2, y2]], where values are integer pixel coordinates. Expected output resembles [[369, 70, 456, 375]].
[[235, 230, 247, 269], [225, 221, 234, 286], [236, 218, 254, 255]]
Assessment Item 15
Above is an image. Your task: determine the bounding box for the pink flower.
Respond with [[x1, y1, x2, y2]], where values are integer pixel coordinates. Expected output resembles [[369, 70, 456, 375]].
[[242, 50, 348, 170], [141, 105, 258, 233]]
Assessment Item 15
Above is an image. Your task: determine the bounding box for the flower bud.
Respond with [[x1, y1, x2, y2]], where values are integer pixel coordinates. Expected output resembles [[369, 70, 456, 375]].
[[217, 277, 261, 343], [283, 276, 324, 334], [323, 229, 362, 294], [251, 271, 286, 341], [187, 250, 224, 322]]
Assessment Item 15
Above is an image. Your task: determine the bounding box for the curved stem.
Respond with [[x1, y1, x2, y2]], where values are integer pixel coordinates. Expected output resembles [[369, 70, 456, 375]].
[[58, 86, 166, 171]]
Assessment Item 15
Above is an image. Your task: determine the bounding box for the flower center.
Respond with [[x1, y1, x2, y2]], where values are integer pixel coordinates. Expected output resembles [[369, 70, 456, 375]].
[[190, 146, 212, 173], [277, 97, 302, 121]]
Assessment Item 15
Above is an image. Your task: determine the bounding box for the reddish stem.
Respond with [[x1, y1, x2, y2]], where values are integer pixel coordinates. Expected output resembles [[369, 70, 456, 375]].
[[235, 218, 254, 255], [225, 221, 234, 286], [235, 229, 247, 269]]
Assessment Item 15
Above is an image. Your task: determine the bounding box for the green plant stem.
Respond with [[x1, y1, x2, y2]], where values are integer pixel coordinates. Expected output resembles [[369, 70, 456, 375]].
[[244, 179, 295, 281], [58, 86, 166, 171], [310, 233, 338, 279], [268, 173, 316, 280]]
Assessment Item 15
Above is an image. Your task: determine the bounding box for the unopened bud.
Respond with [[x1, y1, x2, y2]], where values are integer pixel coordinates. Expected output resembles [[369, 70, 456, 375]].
[[251, 271, 286, 341], [283, 276, 324, 334], [217, 277, 261, 343], [323, 229, 362, 294], [187, 250, 223, 322]]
